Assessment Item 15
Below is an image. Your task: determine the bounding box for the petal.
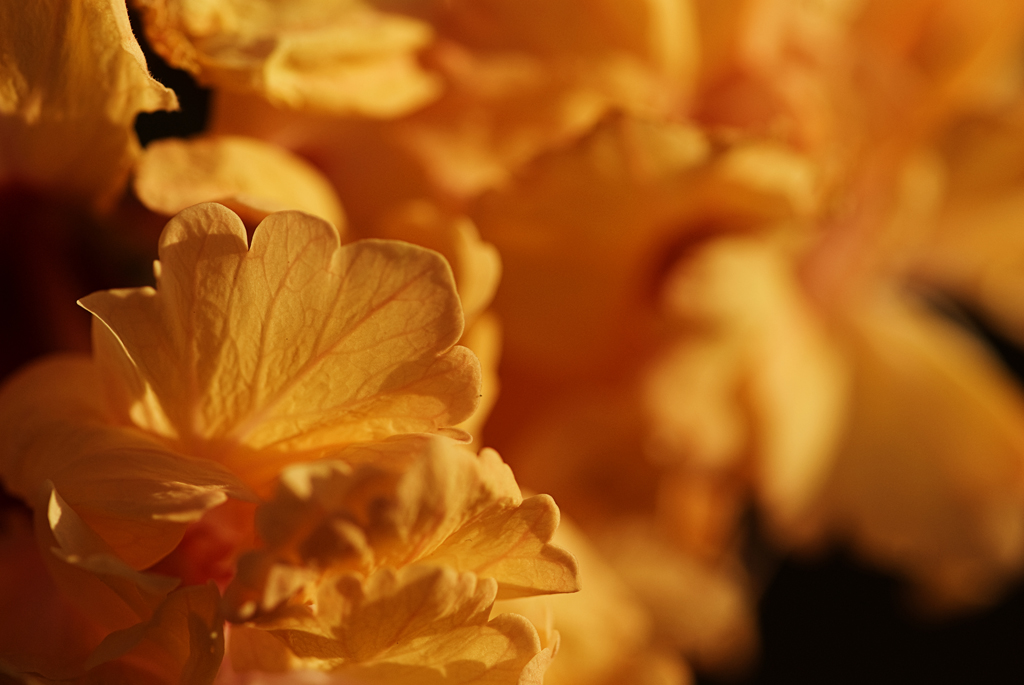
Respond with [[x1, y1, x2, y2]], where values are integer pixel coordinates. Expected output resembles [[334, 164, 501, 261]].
[[454, 312, 503, 444], [234, 436, 578, 600], [257, 565, 553, 684], [0, 355, 253, 570], [135, 0, 440, 117], [0, 0, 178, 207], [597, 522, 758, 672], [811, 293, 1024, 607], [134, 135, 346, 229], [223, 437, 579, 627], [0, 503, 106, 680], [83, 582, 224, 685], [648, 237, 848, 530], [79, 204, 481, 457], [423, 493, 581, 599], [375, 202, 501, 325], [471, 117, 807, 381], [493, 518, 682, 685]]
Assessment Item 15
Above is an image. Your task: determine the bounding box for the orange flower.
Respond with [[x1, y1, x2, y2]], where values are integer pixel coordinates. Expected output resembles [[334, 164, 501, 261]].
[[222, 435, 578, 681], [0, 203, 496, 680]]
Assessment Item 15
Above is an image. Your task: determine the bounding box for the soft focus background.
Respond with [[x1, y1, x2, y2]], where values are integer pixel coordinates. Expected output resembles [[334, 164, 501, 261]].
[[2, 6, 1020, 683], [123, 9, 1024, 685], [123, 10, 1024, 683]]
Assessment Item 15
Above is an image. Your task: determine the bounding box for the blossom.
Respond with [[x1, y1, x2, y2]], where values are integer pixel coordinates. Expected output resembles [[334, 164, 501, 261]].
[[0, 203, 492, 680], [221, 435, 579, 681]]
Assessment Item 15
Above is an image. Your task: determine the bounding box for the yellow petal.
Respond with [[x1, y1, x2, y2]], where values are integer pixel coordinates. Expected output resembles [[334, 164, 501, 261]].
[[0, 355, 252, 570], [647, 237, 848, 530], [0, 503, 105, 680], [257, 564, 553, 684], [134, 135, 346, 229], [424, 492, 580, 599], [812, 292, 1024, 607], [471, 117, 806, 381], [227, 436, 579, 610], [454, 312, 503, 444], [135, 0, 440, 117], [493, 516, 673, 685], [598, 522, 758, 672], [79, 204, 481, 460], [0, 0, 178, 207], [376, 201, 501, 325]]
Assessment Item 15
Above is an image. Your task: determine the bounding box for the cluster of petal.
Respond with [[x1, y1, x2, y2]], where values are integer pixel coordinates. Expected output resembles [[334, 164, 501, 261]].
[[0, 202, 489, 680], [0, 0, 178, 207], [222, 435, 578, 682]]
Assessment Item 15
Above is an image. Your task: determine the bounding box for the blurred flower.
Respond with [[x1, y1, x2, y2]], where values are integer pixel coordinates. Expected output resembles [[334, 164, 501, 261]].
[[0, 0, 178, 209]]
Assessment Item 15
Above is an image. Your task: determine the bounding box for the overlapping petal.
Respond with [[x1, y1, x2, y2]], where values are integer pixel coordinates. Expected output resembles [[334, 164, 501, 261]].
[[232, 565, 554, 684], [225, 435, 578, 616], [0, 354, 252, 571], [222, 435, 577, 682], [79, 203, 481, 464]]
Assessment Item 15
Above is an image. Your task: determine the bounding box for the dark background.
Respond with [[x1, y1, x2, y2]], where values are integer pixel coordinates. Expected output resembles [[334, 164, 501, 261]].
[[128, 11, 1024, 685]]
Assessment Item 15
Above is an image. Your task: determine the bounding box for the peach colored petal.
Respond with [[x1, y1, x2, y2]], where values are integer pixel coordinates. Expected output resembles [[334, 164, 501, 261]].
[[0, 0, 178, 207], [135, 0, 440, 117], [83, 582, 223, 685], [134, 135, 346, 229], [376, 201, 501, 325], [471, 116, 810, 382], [0, 504, 105, 679], [0, 355, 253, 570], [249, 564, 554, 684], [915, 186, 1024, 347], [225, 436, 578, 615], [647, 237, 848, 530], [79, 204, 481, 460], [810, 292, 1024, 607], [492, 517, 692, 685], [454, 313, 503, 444]]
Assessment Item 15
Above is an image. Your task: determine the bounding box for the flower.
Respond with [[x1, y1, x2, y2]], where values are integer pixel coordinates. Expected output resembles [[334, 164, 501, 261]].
[[0, 203, 496, 680], [221, 435, 579, 682]]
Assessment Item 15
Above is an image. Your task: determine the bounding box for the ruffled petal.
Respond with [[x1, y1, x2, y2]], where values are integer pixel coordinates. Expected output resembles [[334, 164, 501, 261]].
[[244, 564, 554, 684], [79, 204, 481, 457], [225, 436, 578, 612]]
